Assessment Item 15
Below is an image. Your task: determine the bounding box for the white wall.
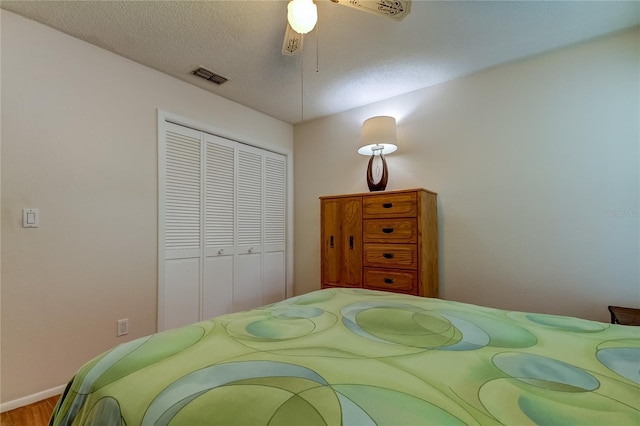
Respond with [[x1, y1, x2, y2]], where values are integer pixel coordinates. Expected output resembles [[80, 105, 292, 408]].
[[0, 11, 292, 405], [294, 28, 639, 322]]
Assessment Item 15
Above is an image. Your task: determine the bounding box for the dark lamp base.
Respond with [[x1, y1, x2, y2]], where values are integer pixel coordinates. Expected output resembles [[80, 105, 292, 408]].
[[366, 153, 388, 192]]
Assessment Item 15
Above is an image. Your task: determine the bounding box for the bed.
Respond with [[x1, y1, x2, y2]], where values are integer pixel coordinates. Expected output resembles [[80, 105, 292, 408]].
[[51, 288, 640, 425]]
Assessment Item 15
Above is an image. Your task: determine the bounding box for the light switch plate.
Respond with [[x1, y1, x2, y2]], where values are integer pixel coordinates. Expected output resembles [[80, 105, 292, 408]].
[[22, 208, 39, 228]]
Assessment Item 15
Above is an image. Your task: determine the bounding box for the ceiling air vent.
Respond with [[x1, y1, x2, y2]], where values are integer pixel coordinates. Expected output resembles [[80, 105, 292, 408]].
[[192, 66, 228, 85]]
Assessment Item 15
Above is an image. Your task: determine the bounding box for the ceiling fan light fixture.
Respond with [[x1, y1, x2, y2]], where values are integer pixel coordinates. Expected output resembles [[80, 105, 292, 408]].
[[287, 0, 317, 34]]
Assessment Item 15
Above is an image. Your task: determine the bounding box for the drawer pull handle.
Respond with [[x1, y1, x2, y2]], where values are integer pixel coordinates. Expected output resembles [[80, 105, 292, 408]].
[[383, 253, 394, 259], [349, 236, 354, 250], [384, 278, 395, 284], [382, 227, 394, 234], [330, 236, 334, 248], [382, 203, 393, 209]]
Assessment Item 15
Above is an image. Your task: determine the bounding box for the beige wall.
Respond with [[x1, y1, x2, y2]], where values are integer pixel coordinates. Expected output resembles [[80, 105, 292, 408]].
[[1, 11, 292, 404], [294, 28, 639, 321]]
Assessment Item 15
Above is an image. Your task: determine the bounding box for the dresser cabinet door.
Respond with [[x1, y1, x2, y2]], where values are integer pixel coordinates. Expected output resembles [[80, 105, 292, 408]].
[[321, 197, 362, 287]]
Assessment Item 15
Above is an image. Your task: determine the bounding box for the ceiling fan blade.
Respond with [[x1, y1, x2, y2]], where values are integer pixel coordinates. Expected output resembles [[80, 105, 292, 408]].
[[331, 0, 411, 20], [282, 22, 304, 56]]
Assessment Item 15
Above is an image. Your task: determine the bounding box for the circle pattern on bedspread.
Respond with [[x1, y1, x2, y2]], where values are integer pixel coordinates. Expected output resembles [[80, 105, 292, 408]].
[[281, 288, 338, 306], [92, 324, 212, 390], [596, 339, 640, 384], [493, 352, 599, 392], [479, 375, 639, 425], [141, 360, 466, 426], [524, 313, 607, 332], [226, 305, 337, 341], [55, 323, 213, 425], [83, 397, 124, 426], [482, 352, 639, 425], [341, 301, 537, 350], [353, 306, 461, 348]]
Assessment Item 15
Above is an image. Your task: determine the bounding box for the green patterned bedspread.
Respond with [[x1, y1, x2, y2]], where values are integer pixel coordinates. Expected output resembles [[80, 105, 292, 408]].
[[51, 289, 640, 425]]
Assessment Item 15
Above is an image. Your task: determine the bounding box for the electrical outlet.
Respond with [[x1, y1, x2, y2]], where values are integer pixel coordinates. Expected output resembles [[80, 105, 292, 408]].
[[117, 318, 129, 337]]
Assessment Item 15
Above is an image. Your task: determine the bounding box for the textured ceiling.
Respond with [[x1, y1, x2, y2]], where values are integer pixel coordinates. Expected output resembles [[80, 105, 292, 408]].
[[2, 1, 639, 124]]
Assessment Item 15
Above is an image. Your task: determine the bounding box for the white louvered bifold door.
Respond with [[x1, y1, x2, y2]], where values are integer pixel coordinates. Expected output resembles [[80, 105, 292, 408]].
[[263, 151, 287, 305], [159, 119, 288, 329], [202, 134, 236, 319], [160, 123, 202, 330], [234, 144, 264, 311]]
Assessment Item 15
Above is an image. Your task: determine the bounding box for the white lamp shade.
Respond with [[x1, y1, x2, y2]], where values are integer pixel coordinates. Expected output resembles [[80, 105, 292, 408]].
[[357, 116, 398, 155], [287, 0, 318, 34]]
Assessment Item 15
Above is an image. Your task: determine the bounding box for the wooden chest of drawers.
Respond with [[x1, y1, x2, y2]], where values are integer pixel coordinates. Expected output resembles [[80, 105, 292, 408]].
[[320, 188, 438, 297]]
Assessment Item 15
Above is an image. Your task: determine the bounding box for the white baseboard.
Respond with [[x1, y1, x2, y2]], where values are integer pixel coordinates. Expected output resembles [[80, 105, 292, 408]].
[[0, 384, 66, 413]]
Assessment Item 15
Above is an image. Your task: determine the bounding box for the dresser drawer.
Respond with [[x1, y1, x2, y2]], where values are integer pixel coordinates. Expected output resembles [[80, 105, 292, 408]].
[[363, 192, 417, 218], [364, 219, 417, 243], [363, 244, 418, 269], [363, 268, 417, 293]]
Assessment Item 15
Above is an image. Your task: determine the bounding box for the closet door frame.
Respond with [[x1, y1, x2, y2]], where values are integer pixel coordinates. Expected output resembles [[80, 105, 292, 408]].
[[157, 110, 293, 331]]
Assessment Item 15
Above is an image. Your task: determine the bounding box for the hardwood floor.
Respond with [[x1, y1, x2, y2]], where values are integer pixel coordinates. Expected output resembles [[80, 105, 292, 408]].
[[1, 395, 59, 426]]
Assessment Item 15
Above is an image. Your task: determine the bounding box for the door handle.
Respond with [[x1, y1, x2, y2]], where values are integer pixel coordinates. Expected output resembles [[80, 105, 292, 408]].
[[384, 278, 395, 284], [382, 227, 394, 234], [349, 236, 354, 250], [383, 253, 394, 259], [382, 203, 393, 209], [330, 235, 334, 248]]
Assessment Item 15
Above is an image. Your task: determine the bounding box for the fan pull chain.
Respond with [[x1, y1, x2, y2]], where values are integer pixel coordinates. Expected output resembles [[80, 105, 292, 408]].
[[301, 53, 305, 122], [301, 16, 320, 122]]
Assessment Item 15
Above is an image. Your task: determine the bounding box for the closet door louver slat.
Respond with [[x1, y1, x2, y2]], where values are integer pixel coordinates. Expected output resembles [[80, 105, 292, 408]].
[[206, 137, 235, 250], [262, 153, 287, 305], [165, 130, 201, 251], [237, 148, 263, 249], [264, 154, 286, 250]]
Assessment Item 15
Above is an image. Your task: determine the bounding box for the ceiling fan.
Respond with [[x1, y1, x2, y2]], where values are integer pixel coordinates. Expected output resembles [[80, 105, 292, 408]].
[[282, 0, 411, 55]]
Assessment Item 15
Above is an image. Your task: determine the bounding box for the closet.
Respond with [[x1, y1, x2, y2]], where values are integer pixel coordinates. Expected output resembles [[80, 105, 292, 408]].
[[159, 121, 287, 330]]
